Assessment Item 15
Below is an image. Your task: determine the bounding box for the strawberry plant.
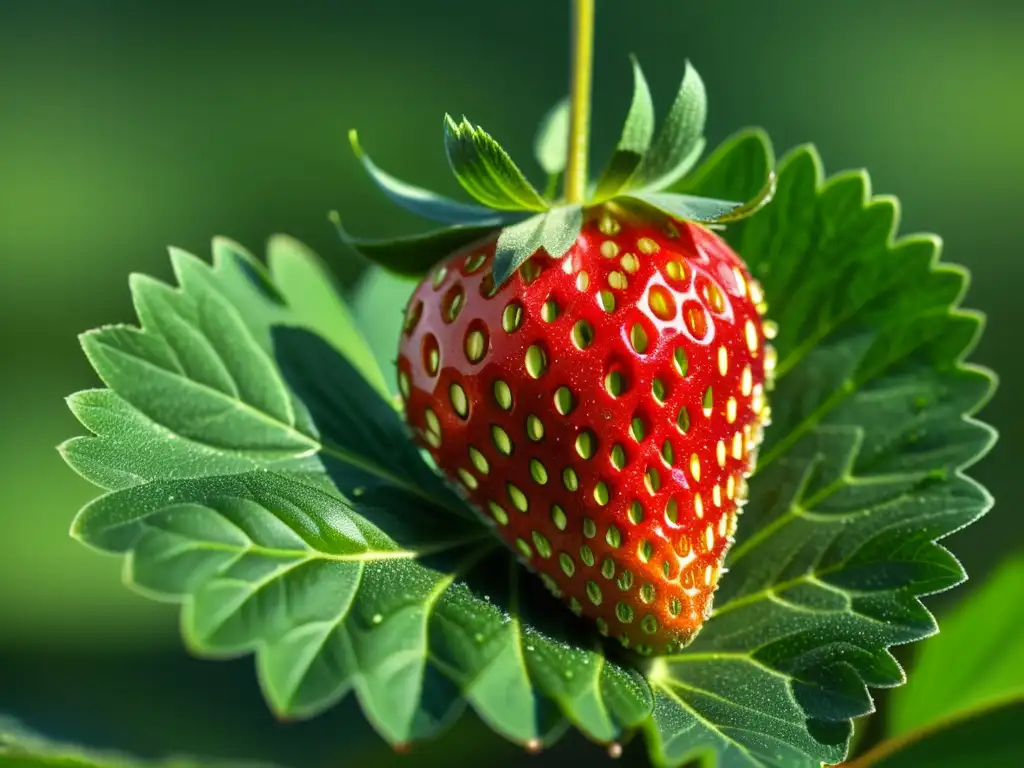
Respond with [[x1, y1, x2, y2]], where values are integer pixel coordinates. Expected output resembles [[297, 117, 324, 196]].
[[52, 1, 1000, 766]]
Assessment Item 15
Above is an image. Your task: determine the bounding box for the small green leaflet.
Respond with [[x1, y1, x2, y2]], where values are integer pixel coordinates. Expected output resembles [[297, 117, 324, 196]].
[[592, 55, 655, 201], [348, 130, 507, 226], [443, 115, 549, 212], [60, 130, 995, 767], [533, 97, 570, 193], [491, 204, 583, 289], [888, 555, 1024, 737]]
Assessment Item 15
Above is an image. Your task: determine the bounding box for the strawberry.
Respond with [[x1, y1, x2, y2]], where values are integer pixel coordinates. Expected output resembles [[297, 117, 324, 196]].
[[396, 209, 774, 655], [339, 43, 777, 654]]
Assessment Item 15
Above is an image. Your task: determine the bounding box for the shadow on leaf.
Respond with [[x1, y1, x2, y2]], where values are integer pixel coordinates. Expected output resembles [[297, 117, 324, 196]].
[[272, 324, 650, 717]]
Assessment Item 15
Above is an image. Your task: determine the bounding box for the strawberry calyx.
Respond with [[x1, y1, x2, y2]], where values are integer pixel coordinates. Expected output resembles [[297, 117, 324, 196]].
[[333, 57, 775, 291]]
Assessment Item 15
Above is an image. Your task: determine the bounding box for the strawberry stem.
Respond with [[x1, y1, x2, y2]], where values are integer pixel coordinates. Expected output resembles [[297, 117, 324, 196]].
[[564, 0, 595, 204]]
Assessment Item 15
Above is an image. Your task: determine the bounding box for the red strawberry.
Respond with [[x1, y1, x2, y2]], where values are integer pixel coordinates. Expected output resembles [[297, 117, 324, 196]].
[[396, 208, 774, 655]]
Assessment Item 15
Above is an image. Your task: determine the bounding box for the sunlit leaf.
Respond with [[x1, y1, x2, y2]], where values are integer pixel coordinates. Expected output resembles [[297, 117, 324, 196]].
[[641, 138, 995, 767], [63, 237, 649, 751]]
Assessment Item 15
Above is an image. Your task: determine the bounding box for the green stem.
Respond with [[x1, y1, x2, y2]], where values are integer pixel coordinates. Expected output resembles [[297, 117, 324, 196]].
[[564, 0, 595, 204]]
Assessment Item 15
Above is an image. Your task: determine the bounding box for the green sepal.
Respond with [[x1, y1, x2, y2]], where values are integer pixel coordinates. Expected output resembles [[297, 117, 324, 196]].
[[591, 56, 655, 202], [533, 97, 570, 198], [349, 130, 503, 226], [491, 204, 583, 289], [624, 127, 778, 227], [443, 115, 549, 212], [627, 60, 708, 193], [708, 168, 776, 223], [331, 212, 504, 279], [624, 191, 744, 223]]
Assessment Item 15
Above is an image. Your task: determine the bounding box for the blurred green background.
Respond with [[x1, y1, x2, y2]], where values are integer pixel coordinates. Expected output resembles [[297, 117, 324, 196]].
[[1, 0, 1021, 765]]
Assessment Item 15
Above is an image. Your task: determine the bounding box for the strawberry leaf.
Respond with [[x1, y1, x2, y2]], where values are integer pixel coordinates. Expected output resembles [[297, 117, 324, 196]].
[[628, 60, 708, 193], [592, 56, 655, 202], [443, 116, 549, 212], [642, 136, 996, 767], [60, 130, 995, 767], [348, 130, 506, 226], [331, 213, 501, 279], [61, 237, 650, 752], [491, 204, 584, 289]]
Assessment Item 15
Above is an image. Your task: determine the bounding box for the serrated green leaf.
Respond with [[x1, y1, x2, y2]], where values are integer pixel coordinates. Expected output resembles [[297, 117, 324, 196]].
[[62, 236, 650, 751], [491, 204, 583, 289], [889, 555, 1024, 737], [348, 130, 505, 226], [846, 700, 1024, 767], [443, 116, 548, 212], [592, 56, 655, 201], [533, 97, 570, 196], [62, 130, 996, 767], [61, 238, 455, 512], [331, 213, 499, 279], [642, 143, 995, 767], [630, 60, 708, 192]]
